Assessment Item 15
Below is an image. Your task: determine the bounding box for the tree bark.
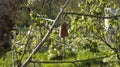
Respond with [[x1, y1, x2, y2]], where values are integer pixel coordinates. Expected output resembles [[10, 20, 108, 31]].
[[0, 0, 26, 54]]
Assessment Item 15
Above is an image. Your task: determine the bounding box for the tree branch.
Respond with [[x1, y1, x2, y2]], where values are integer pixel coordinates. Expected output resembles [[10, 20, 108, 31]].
[[95, 34, 120, 60], [21, 0, 70, 67], [37, 14, 55, 22], [94, 33, 114, 50], [20, 27, 32, 61], [30, 56, 108, 66], [64, 12, 120, 19]]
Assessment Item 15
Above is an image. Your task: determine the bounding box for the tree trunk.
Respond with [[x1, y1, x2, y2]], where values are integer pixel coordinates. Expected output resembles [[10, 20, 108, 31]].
[[0, 0, 26, 54]]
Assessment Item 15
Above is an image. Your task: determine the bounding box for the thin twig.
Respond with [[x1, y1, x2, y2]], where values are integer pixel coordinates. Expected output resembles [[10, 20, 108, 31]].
[[31, 60, 72, 63], [116, 54, 120, 60], [12, 47, 14, 66], [95, 34, 114, 49], [40, 0, 46, 12], [73, 56, 80, 66], [36, 13, 55, 22], [73, 56, 107, 63], [95, 34, 120, 60], [72, 62, 79, 67], [21, 0, 70, 67], [64, 11, 120, 19], [20, 27, 32, 61], [36, 11, 120, 22]]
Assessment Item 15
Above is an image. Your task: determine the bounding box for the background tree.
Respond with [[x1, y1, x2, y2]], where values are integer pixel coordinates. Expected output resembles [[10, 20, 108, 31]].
[[1, 0, 120, 67]]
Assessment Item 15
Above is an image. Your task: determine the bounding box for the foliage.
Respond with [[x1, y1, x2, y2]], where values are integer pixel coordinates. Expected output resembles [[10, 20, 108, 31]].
[[1, 0, 120, 67]]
